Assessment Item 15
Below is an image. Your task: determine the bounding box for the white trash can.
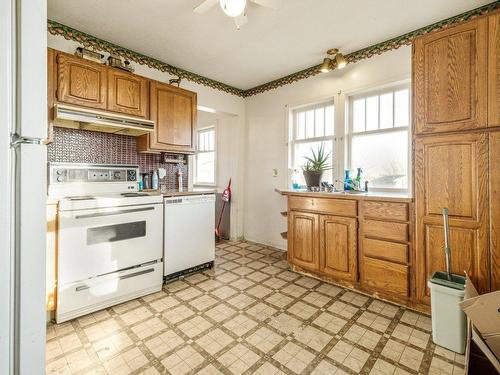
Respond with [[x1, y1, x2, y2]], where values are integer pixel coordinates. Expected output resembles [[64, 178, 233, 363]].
[[428, 271, 466, 354]]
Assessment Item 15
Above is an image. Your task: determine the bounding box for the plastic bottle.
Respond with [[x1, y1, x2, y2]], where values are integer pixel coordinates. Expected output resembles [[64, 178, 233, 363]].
[[355, 168, 363, 190], [152, 170, 159, 190], [177, 167, 183, 192]]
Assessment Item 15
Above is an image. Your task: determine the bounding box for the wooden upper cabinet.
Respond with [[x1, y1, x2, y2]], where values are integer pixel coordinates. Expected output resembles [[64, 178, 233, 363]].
[[56, 53, 107, 110], [319, 215, 357, 282], [490, 131, 500, 291], [413, 17, 488, 134], [107, 69, 149, 118], [489, 12, 500, 127], [138, 81, 196, 153], [288, 211, 320, 272], [414, 133, 489, 303]]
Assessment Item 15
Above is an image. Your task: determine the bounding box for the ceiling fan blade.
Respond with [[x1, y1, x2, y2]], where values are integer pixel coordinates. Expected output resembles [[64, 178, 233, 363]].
[[234, 14, 248, 29], [249, 0, 282, 9], [193, 0, 219, 14]]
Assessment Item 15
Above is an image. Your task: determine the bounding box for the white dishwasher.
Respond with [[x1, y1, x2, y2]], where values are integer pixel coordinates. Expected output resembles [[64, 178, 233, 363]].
[[164, 194, 215, 277]]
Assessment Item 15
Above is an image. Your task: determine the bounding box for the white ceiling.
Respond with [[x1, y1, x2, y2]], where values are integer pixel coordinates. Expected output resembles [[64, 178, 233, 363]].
[[48, 0, 490, 89]]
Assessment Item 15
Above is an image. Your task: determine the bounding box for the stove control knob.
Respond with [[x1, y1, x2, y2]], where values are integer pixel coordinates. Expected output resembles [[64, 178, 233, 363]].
[[56, 169, 64, 175], [56, 176, 64, 182]]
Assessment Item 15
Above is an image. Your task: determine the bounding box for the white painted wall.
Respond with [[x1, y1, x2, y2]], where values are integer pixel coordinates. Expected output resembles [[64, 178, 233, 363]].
[[47, 34, 246, 238], [244, 47, 412, 249]]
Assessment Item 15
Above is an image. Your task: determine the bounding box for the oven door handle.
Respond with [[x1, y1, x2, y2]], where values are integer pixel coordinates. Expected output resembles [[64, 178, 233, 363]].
[[75, 268, 155, 292], [74, 206, 155, 219]]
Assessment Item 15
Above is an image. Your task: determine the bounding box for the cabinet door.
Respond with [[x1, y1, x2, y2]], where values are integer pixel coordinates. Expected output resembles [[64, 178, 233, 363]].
[[490, 131, 500, 291], [107, 69, 149, 118], [148, 81, 196, 153], [319, 215, 357, 281], [56, 53, 107, 110], [489, 12, 500, 127], [288, 211, 319, 271], [413, 17, 488, 134], [415, 133, 489, 303]]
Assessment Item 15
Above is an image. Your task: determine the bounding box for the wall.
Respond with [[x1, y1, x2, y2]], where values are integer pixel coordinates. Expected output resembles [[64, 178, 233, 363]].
[[47, 127, 189, 191], [47, 33, 246, 239], [244, 46, 412, 249]]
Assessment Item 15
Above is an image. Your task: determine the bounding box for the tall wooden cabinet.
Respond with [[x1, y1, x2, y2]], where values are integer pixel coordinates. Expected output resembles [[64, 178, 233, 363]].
[[413, 11, 500, 301]]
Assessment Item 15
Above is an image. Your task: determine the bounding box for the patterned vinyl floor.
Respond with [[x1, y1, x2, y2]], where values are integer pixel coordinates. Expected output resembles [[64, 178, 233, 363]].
[[46, 241, 466, 375]]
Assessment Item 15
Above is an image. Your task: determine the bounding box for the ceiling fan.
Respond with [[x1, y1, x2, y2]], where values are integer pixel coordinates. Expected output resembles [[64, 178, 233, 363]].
[[194, 0, 282, 29]]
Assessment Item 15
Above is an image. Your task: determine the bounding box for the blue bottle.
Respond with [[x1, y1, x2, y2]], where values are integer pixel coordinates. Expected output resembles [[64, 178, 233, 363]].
[[344, 170, 352, 191]]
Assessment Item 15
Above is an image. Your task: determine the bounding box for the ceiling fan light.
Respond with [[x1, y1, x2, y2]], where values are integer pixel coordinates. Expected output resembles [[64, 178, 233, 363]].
[[319, 57, 332, 73], [219, 0, 247, 17], [335, 53, 347, 69]]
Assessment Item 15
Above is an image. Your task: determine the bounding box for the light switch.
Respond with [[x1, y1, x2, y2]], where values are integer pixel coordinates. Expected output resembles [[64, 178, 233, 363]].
[[272, 168, 278, 177]]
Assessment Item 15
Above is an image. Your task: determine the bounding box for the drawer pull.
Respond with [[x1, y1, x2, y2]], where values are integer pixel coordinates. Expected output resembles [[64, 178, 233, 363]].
[[75, 268, 155, 292]]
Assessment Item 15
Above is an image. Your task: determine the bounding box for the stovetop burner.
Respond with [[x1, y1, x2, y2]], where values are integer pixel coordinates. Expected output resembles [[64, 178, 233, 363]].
[[120, 192, 150, 197]]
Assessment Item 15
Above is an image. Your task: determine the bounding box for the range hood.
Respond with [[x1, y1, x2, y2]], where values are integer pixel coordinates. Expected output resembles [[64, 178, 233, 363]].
[[54, 104, 154, 136]]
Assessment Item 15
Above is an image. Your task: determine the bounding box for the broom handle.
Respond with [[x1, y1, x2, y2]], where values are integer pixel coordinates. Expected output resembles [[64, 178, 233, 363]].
[[443, 208, 452, 281]]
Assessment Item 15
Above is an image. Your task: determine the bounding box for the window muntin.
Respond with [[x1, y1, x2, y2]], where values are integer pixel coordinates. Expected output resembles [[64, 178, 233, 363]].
[[194, 127, 216, 185], [290, 101, 335, 186], [348, 85, 410, 192]]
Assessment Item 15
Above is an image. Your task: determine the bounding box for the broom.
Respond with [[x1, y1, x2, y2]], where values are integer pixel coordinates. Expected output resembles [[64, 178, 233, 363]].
[[215, 179, 231, 241]]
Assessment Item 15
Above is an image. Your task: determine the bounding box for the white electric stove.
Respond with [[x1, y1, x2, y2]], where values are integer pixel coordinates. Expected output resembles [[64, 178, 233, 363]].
[[48, 163, 164, 323]]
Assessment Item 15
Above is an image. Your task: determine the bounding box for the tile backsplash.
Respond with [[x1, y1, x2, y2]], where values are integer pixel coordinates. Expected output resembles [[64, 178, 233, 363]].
[[47, 127, 188, 190]]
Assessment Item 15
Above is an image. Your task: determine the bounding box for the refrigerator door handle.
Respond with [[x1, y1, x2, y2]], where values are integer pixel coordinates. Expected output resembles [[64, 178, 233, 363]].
[[10, 133, 48, 148]]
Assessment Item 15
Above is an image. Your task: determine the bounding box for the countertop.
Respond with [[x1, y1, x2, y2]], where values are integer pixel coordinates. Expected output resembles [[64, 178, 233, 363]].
[[275, 188, 413, 203], [162, 189, 216, 197]]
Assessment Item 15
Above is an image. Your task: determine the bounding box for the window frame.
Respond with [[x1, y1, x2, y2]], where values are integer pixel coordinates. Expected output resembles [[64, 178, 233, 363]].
[[194, 125, 217, 187], [288, 99, 337, 187], [346, 82, 411, 193]]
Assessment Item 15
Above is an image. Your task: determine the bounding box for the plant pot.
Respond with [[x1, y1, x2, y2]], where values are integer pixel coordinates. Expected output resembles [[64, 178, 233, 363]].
[[303, 170, 323, 189]]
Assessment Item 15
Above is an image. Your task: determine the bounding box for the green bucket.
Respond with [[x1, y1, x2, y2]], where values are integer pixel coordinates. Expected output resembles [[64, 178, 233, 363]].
[[429, 272, 466, 291]]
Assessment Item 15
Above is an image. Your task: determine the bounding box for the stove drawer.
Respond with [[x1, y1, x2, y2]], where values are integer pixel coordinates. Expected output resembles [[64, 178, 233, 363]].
[[56, 262, 163, 323], [58, 203, 163, 284]]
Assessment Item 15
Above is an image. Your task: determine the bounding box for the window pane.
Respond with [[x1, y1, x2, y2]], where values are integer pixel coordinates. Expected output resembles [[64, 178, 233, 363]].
[[366, 96, 379, 131], [297, 112, 306, 140], [315, 107, 324, 137], [196, 152, 215, 184], [379, 92, 393, 129], [325, 105, 334, 135], [351, 130, 408, 189], [306, 110, 315, 139], [295, 141, 334, 185], [208, 130, 215, 151], [395, 89, 409, 127], [198, 132, 205, 151], [352, 99, 365, 133]]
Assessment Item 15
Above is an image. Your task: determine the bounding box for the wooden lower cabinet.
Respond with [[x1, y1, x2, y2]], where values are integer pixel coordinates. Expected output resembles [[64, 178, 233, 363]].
[[319, 215, 357, 282], [288, 211, 320, 271], [414, 132, 490, 303], [362, 258, 409, 297]]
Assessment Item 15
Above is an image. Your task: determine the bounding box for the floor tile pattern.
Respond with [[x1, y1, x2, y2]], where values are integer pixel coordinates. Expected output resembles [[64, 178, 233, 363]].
[[46, 241, 465, 374]]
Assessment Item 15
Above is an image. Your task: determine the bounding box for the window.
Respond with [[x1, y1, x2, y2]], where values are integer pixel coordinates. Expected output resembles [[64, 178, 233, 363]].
[[348, 84, 410, 191], [289, 101, 335, 186], [194, 127, 216, 185]]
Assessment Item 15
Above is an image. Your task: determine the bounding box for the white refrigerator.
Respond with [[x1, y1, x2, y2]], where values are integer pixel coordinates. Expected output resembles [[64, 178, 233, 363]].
[[0, 0, 48, 374]]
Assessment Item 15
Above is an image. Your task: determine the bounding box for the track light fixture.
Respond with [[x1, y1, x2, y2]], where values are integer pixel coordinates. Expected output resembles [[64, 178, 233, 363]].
[[319, 48, 347, 73]]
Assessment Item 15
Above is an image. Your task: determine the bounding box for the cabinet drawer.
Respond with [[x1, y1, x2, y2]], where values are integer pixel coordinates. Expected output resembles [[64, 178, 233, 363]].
[[362, 258, 409, 296], [288, 196, 357, 216], [363, 238, 408, 264], [362, 201, 409, 222], [363, 219, 408, 242]]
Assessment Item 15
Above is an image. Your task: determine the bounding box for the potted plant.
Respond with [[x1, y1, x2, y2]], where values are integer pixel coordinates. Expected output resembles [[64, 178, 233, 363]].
[[302, 144, 332, 189]]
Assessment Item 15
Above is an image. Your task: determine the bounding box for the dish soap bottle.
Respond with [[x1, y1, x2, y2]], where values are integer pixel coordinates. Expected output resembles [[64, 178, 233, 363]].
[[152, 170, 159, 190], [355, 168, 363, 191], [176, 167, 183, 192]]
